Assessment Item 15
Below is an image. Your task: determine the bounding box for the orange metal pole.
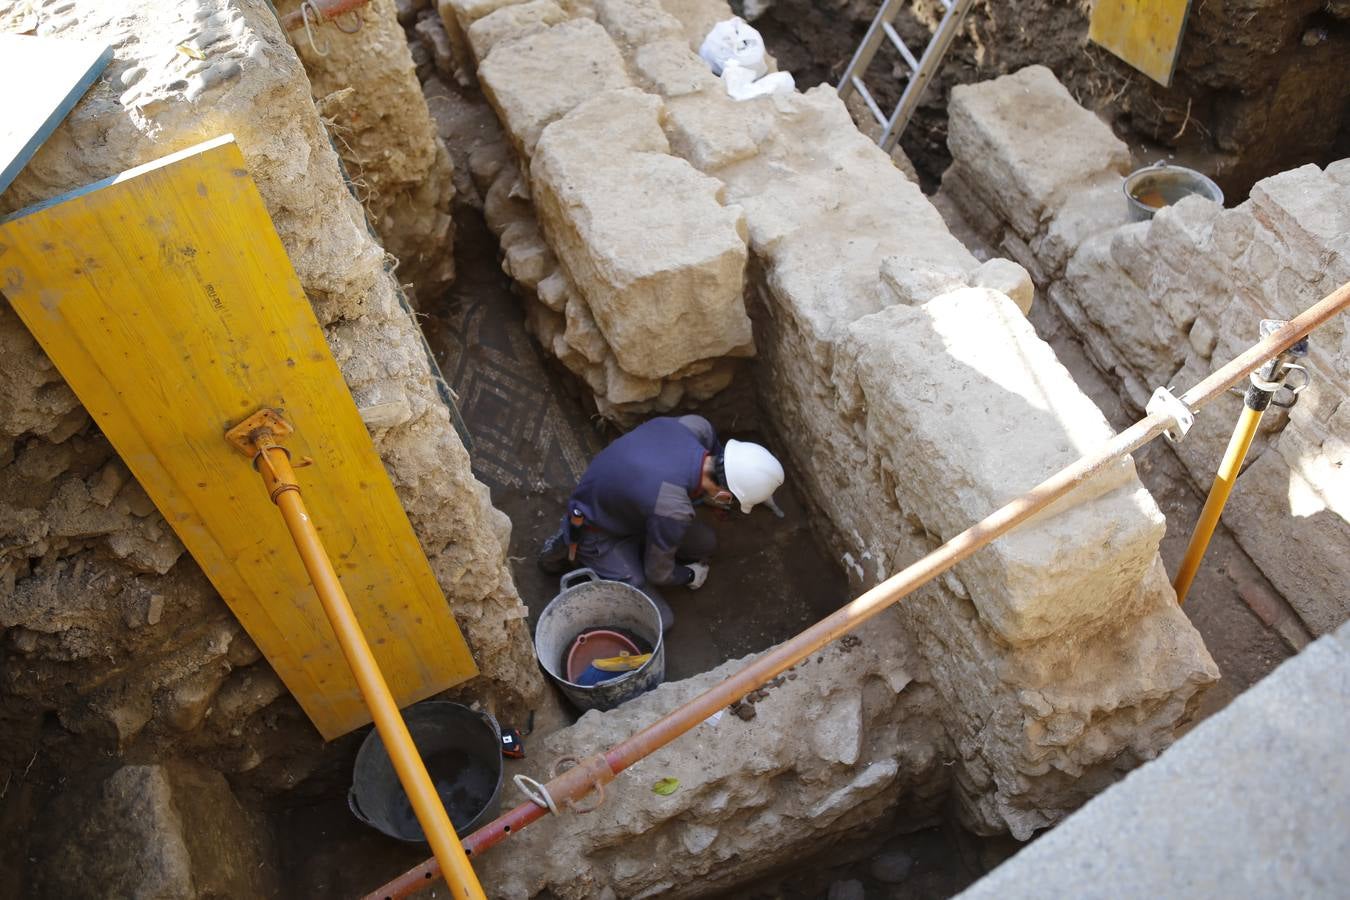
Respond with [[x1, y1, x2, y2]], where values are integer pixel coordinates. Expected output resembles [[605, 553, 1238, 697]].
[[366, 281, 1350, 900], [251, 443, 486, 900], [1172, 404, 1263, 604]]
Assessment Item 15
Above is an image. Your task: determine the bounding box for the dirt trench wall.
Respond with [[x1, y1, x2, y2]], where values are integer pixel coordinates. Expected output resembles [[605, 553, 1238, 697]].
[[751, 0, 1350, 198], [0, 0, 540, 792], [279, 0, 458, 302], [939, 65, 1350, 639]]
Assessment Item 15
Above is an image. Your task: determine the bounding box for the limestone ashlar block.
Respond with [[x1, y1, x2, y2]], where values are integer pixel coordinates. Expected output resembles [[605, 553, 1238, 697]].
[[633, 38, 721, 98], [467, 0, 569, 59], [947, 65, 1132, 240], [531, 88, 752, 380], [34, 762, 273, 898], [478, 19, 633, 158], [838, 288, 1166, 644], [594, 0, 684, 47]]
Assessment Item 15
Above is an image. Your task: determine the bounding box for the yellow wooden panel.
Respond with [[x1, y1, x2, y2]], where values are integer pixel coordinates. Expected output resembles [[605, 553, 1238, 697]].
[[1089, 0, 1194, 87], [0, 136, 477, 739]]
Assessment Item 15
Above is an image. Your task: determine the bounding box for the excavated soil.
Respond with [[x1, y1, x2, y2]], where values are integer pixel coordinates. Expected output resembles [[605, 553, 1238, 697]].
[[750, 0, 1349, 197]]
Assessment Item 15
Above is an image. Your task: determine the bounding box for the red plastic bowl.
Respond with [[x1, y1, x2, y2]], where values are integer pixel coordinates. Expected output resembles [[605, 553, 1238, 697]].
[[565, 629, 642, 683]]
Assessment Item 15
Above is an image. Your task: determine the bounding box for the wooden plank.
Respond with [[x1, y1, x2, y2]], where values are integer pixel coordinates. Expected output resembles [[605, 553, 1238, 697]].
[[0, 33, 113, 196], [1089, 0, 1194, 87], [0, 136, 478, 739]]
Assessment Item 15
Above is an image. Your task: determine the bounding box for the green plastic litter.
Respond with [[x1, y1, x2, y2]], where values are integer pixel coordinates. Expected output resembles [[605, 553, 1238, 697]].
[[652, 777, 680, 796]]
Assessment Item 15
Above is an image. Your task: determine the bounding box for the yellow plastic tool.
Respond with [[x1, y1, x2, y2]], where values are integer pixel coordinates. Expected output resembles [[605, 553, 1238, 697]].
[[0, 135, 477, 739], [591, 652, 653, 673]]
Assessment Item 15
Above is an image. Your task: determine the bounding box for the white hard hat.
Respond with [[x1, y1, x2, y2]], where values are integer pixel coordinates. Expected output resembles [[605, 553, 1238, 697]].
[[722, 439, 785, 514]]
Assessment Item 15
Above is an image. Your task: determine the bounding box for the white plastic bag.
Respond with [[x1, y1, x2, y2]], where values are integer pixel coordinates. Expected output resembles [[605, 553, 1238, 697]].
[[722, 62, 794, 101], [698, 17, 767, 78]]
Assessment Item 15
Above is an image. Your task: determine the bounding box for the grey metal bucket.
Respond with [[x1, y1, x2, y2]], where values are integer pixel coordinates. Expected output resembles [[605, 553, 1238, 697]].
[[348, 701, 503, 842], [534, 568, 665, 712], [1124, 161, 1224, 220]]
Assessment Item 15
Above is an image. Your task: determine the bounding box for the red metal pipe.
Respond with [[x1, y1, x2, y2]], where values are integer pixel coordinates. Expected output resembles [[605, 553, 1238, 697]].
[[280, 0, 370, 31], [364, 282, 1350, 900]]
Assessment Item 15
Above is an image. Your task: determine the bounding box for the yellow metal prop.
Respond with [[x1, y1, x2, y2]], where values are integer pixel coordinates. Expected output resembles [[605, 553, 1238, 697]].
[[1089, 0, 1194, 87], [0, 136, 477, 739]]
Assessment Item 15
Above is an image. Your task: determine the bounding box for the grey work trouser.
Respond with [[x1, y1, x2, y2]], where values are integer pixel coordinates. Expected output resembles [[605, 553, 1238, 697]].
[[575, 522, 716, 632]]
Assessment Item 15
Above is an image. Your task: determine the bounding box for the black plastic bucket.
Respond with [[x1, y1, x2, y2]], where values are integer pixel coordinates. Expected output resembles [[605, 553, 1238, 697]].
[[348, 702, 503, 842]]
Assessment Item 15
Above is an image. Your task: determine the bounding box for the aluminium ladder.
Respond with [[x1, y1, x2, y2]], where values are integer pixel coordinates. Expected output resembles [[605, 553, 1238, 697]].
[[837, 0, 977, 152]]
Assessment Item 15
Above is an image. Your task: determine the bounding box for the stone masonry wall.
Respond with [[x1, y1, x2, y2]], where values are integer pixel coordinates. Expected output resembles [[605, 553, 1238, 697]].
[[600, 2, 1214, 838], [0, 0, 541, 790], [473, 613, 952, 899], [438, 0, 754, 421], [940, 65, 1350, 638], [279, 0, 458, 302], [416, 0, 1218, 855]]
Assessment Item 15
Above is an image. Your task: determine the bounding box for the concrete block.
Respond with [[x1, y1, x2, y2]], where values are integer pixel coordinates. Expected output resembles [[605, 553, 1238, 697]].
[[959, 620, 1350, 900]]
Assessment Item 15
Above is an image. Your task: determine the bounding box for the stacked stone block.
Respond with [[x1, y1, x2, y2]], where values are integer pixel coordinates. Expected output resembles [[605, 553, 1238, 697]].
[[941, 65, 1350, 637]]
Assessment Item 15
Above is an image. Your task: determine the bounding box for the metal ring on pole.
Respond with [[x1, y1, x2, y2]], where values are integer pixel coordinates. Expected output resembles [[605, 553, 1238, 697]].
[[512, 774, 559, 816], [550, 755, 606, 814]]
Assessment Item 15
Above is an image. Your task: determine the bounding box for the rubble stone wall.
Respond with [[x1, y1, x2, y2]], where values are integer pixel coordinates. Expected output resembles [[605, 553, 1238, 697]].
[[941, 65, 1350, 638], [473, 614, 952, 899], [279, 0, 458, 302], [0, 0, 541, 792], [603, 4, 1214, 838]]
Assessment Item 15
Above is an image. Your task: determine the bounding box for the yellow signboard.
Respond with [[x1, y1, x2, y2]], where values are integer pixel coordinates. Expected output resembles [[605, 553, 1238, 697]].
[[1089, 0, 1194, 87], [0, 137, 477, 739]]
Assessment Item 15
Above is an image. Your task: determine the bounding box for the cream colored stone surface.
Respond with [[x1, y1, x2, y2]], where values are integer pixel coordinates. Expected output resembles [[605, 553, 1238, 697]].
[[941, 66, 1349, 637], [478, 18, 632, 157], [531, 89, 751, 379]]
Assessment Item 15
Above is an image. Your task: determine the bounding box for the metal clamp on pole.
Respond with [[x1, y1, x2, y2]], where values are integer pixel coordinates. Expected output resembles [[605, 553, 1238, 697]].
[[1146, 386, 1194, 443], [1173, 319, 1312, 604]]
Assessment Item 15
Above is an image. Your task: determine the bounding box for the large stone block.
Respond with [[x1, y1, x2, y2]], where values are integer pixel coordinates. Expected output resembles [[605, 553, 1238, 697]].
[[530, 88, 752, 379], [467, 0, 568, 58], [836, 288, 1165, 644], [478, 19, 633, 158], [472, 612, 949, 898], [32, 761, 275, 898], [947, 65, 1132, 239]]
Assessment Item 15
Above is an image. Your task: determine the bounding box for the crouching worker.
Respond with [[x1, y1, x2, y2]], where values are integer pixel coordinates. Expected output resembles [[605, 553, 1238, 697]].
[[538, 414, 785, 632]]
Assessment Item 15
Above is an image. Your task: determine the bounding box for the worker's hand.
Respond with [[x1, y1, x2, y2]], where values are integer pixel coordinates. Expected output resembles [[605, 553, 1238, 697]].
[[686, 561, 710, 590]]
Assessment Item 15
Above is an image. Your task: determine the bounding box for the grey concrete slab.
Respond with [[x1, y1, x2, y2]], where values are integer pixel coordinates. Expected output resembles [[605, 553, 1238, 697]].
[[960, 619, 1350, 899]]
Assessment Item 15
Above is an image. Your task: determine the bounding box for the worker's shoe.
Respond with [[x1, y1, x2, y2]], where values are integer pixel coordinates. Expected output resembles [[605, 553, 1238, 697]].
[[537, 530, 573, 575]]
